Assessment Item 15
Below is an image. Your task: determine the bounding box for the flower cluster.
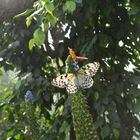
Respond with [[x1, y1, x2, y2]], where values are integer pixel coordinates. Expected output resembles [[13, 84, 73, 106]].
[[65, 59, 79, 73], [73, 59, 80, 71], [25, 90, 33, 102]]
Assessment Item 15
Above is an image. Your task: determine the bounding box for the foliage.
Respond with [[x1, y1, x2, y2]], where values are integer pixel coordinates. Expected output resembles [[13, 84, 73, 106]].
[[0, 0, 140, 140]]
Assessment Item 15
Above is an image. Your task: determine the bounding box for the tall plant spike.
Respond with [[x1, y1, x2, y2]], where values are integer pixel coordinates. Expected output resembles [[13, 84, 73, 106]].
[[25, 91, 42, 140], [71, 92, 99, 140]]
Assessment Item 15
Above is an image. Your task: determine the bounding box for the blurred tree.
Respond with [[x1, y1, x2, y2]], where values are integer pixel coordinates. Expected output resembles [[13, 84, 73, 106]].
[[0, 0, 140, 140], [0, 0, 33, 21]]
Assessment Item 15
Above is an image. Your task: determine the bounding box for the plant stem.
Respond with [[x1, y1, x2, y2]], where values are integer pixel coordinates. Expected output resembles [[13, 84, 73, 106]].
[[71, 92, 99, 140]]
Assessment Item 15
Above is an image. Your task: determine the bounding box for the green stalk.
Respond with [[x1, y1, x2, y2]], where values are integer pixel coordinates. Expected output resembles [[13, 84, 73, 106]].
[[25, 91, 42, 140], [71, 92, 99, 140]]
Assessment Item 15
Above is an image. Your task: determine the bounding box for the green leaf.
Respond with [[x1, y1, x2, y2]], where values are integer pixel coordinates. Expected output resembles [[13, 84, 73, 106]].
[[7, 129, 15, 137], [44, 0, 49, 3], [14, 9, 34, 19], [47, 14, 57, 26], [101, 126, 110, 138], [113, 128, 120, 139], [14, 134, 21, 140], [29, 38, 35, 50], [33, 28, 45, 46], [63, 1, 76, 13], [45, 3, 55, 13], [26, 17, 32, 27], [44, 22, 49, 32]]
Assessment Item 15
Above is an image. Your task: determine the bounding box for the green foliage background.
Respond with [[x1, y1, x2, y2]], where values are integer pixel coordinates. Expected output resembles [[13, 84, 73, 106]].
[[0, 0, 140, 139]]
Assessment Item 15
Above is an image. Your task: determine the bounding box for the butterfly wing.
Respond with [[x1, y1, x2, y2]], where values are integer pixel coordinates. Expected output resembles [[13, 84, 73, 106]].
[[51, 73, 73, 88], [52, 73, 78, 94], [79, 62, 100, 77], [81, 75, 94, 89], [66, 79, 78, 94], [66, 74, 94, 94]]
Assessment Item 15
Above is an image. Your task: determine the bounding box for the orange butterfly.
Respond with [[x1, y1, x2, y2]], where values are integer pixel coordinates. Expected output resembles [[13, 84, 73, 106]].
[[68, 47, 88, 61]]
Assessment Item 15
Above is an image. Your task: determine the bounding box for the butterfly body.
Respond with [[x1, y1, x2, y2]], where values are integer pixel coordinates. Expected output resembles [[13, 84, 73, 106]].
[[52, 62, 100, 94]]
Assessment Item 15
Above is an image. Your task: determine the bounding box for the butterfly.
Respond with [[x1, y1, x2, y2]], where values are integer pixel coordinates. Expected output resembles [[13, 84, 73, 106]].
[[51, 62, 100, 94], [68, 47, 88, 61]]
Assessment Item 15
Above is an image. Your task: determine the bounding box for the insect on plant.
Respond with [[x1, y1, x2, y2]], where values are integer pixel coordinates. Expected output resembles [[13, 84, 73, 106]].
[[68, 47, 88, 61], [51, 48, 100, 94]]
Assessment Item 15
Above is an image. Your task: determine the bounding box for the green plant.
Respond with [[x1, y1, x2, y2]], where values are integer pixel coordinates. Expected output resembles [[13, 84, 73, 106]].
[[52, 55, 99, 139], [0, 0, 140, 139]]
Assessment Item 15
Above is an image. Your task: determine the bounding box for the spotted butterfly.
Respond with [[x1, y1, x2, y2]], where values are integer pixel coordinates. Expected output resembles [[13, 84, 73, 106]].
[[51, 62, 100, 94]]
